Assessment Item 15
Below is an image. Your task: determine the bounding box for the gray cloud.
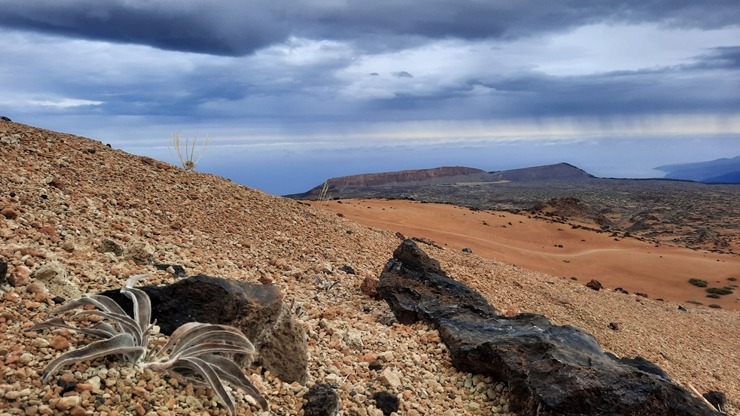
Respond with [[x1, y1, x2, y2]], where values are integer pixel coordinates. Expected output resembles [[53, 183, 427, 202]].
[[1, 0, 739, 56]]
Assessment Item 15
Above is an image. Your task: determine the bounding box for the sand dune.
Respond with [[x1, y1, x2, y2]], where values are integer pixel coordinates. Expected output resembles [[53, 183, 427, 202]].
[[313, 199, 740, 311]]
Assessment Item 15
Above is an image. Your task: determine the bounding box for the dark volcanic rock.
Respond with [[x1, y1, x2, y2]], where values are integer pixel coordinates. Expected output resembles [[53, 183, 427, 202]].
[[371, 391, 400, 416], [702, 391, 726, 412], [302, 384, 340, 416], [101, 274, 308, 383], [377, 239, 718, 416], [586, 279, 603, 291], [0, 259, 7, 284], [377, 239, 497, 325]]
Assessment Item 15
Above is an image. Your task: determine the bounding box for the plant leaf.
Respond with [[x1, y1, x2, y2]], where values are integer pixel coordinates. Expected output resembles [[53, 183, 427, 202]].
[[170, 357, 236, 416], [41, 333, 145, 383], [30, 317, 117, 339], [203, 354, 268, 409], [120, 286, 152, 343], [72, 310, 143, 345], [49, 294, 128, 317], [167, 324, 254, 357]]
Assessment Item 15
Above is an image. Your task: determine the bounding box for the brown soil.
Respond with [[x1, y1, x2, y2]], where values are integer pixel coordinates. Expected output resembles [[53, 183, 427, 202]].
[[312, 199, 740, 311]]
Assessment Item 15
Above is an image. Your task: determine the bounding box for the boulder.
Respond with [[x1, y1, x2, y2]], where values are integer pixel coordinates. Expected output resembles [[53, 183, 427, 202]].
[[377, 239, 718, 416], [101, 274, 308, 383]]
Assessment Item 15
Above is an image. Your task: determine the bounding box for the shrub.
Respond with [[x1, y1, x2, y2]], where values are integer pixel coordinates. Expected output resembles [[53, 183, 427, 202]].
[[705, 287, 733, 296], [688, 278, 708, 288], [171, 132, 211, 170], [30, 274, 267, 414]]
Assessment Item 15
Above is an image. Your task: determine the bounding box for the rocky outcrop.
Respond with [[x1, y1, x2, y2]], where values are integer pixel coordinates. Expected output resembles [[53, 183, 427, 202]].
[[377, 240, 718, 416], [101, 274, 308, 384]]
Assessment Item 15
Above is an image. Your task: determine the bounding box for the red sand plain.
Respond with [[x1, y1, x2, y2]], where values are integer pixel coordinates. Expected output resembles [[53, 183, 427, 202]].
[[313, 199, 740, 311]]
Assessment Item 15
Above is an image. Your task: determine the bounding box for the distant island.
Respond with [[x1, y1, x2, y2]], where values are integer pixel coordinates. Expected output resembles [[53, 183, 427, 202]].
[[655, 155, 740, 183]]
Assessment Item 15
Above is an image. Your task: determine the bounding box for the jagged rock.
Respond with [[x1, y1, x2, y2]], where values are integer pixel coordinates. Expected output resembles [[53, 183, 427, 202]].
[[302, 384, 340, 416], [97, 239, 124, 256], [101, 274, 308, 383], [377, 239, 718, 416], [371, 391, 399, 416], [122, 241, 154, 264], [586, 279, 603, 290], [32, 261, 82, 300]]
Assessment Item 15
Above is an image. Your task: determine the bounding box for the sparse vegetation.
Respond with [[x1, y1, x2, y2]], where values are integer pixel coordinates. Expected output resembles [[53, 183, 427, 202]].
[[705, 287, 733, 296], [318, 180, 331, 202], [688, 278, 708, 288], [30, 274, 267, 414], [171, 132, 212, 170]]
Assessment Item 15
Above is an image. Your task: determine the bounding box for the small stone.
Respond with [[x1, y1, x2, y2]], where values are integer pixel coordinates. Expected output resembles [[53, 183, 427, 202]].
[[32, 337, 51, 348], [69, 406, 87, 416], [1, 207, 19, 219], [56, 395, 81, 410], [360, 276, 380, 299], [379, 368, 401, 389], [9, 265, 31, 287], [371, 391, 399, 416], [4, 390, 21, 400], [19, 352, 34, 364], [343, 329, 364, 351], [303, 383, 340, 416], [50, 335, 70, 350]]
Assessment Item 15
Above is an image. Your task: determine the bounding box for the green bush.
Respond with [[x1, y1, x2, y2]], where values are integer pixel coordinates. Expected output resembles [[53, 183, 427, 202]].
[[688, 278, 708, 288]]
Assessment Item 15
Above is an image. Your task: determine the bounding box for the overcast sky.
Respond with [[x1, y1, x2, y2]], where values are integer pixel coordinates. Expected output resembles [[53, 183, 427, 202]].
[[1, 1, 739, 194]]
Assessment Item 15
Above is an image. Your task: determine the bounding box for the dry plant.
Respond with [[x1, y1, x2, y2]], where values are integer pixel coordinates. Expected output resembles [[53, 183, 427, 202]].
[[318, 180, 331, 202], [171, 132, 212, 170], [30, 274, 267, 414]]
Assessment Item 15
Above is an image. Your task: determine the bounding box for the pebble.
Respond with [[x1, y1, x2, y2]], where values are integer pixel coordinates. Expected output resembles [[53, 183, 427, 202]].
[[55, 395, 81, 410]]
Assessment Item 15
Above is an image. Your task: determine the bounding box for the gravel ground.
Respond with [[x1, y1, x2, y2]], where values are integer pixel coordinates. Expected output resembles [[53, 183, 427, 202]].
[[1, 121, 737, 415]]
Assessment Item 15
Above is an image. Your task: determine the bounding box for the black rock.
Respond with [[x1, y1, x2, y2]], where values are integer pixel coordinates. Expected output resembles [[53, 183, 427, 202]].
[[608, 322, 619, 330], [100, 274, 308, 383], [368, 360, 383, 371], [339, 265, 356, 275], [0, 259, 7, 284], [586, 279, 603, 290], [703, 391, 726, 411], [372, 391, 399, 416], [0, 116, 11, 122], [303, 384, 340, 416], [377, 239, 719, 416]]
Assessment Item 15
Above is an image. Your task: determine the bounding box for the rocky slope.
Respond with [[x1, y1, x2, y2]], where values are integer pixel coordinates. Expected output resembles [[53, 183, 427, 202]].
[[0, 120, 737, 415]]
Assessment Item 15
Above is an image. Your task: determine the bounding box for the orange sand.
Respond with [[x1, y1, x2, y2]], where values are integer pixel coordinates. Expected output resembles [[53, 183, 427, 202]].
[[313, 199, 740, 311]]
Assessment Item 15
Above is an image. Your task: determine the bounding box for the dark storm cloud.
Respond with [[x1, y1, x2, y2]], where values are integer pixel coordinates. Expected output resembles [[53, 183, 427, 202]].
[[1, 0, 738, 56], [688, 46, 740, 70]]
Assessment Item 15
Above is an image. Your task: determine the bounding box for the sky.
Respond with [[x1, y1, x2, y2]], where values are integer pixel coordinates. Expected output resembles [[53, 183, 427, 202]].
[[0, 1, 739, 195]]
